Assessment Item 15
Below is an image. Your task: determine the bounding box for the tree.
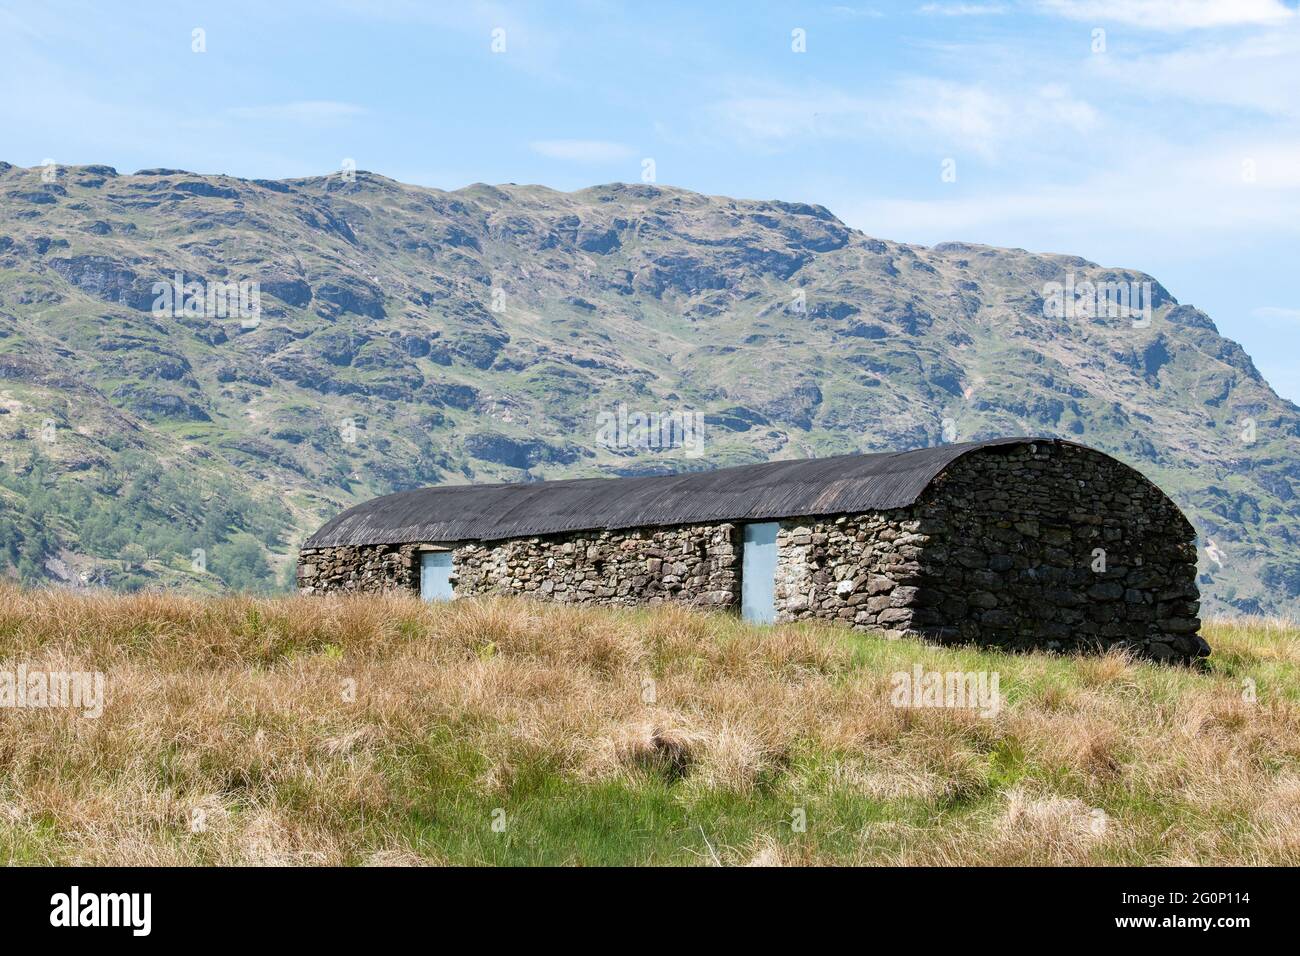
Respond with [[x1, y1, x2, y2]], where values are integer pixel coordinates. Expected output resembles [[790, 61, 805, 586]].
[[210, 533, 274, 593]]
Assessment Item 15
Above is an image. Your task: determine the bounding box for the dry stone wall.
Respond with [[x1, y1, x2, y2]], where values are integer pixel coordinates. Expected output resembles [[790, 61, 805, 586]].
[[298, 524, 740, 609], [771, 442, 1203, 662], [296, 542, 420, 594], [773, 513, 927, 631], [911, 441, 1203, 661], [453, 523, 738, 607]]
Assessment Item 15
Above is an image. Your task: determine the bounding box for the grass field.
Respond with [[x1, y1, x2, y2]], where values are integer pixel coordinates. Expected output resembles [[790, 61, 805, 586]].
[[1, 584, 1298, 866]]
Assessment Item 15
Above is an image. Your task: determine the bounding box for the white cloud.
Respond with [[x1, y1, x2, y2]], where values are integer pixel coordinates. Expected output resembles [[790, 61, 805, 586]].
[[1086, 29, 1300, 116], [226, 101, 365, 124], [828, 5, 886, 18], [839, 137, 1300, 247], [1254, 307, 1300, 322], [901, 81, 1016, 149], [1037, 0, 1296, 30], [712, 79, 1097, 158], [919, 3, 1010, 15], [529, 139, 636, 162], [328, 0, 566, 79]]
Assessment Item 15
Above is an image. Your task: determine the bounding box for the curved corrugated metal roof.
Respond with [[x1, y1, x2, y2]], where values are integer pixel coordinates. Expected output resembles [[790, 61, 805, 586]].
[[305, 437, 1089, 548]]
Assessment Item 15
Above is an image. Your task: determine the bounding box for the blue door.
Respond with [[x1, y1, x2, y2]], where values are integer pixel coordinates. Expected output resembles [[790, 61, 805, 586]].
[[741, 523, 779, 624], [420, 551, 453, 601]]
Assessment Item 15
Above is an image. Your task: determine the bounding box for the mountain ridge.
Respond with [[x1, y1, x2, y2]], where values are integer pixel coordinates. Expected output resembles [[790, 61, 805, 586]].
[[0, 161, 1296, 614]]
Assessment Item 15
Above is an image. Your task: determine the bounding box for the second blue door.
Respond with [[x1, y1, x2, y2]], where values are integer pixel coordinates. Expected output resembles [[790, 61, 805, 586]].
[[741, 523, 778, 624]]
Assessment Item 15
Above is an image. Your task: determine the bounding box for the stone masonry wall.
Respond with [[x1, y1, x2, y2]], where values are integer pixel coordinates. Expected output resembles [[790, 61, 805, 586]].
[[453, 523, 738, 608], [772, 441, 1204, 662], [773, 512, 927, 631], [298, 523, 740, 609], [297, 542, 421, 594], [913, 441, 1203, 661]]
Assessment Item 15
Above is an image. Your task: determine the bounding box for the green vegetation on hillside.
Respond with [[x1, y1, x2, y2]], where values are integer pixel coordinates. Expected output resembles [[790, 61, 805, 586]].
[[0, 162, 1296, 613], [0, 451, 290, 592]]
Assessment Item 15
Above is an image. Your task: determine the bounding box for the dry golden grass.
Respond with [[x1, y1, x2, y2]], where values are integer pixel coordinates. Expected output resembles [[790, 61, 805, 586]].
[[1, 583, 1298, 866]]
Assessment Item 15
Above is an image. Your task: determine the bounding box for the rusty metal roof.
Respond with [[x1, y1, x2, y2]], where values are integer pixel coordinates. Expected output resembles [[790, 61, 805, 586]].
[[305, 437, 1076, 548]]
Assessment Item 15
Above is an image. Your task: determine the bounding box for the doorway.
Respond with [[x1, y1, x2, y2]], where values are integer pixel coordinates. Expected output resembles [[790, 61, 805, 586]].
[[420, 551, 453, 601], [741, 523, 779, 624]]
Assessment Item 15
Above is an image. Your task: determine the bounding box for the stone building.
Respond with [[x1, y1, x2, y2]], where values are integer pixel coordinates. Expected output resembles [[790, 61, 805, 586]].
[[298, 438, 1207, 662]]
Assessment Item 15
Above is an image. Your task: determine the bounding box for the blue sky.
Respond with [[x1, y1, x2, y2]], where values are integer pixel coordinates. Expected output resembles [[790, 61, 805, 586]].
[[3, 0, 1298, 401]]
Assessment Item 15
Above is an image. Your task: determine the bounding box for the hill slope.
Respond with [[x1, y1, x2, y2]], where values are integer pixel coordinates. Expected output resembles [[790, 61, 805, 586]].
[[0, 161, 1296, 614]]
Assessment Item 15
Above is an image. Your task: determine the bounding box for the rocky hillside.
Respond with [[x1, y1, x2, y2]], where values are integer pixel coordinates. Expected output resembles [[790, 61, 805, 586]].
[[0, 161, 1296, 615]]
